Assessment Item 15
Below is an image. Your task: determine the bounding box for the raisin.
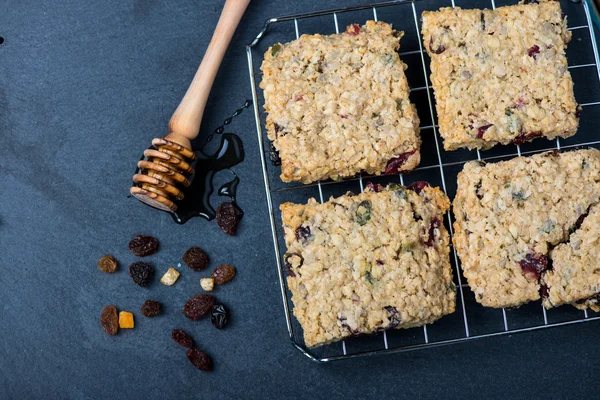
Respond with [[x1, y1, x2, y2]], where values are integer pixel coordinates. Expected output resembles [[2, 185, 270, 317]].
[[211, 264, 236, 284], [513, 131, 542, 145], [129, 262, 154, 287], [384, 149, 417, 174], [128, 235, 159, 257], [429, 38, 445, 54], [424, 217, 441, 247], [172, 329, 193, 348], [355, 200, 372, 226], [187, 348, 213, 371], [384, 306, 401, 329], [476, 124, 493, 139], [140, 300, 161, 317], [183, 294, 215, 320], [346, 24, 360, 36], [100, 305, 119, 335], [97, 255, 118, 273], [216, 202, 243, 236], [518, 253, 549, 281], [295, 226, 311, 243], [183, 247, 209, 271], [284, 253, 304, 277], [527, 45, 540, 59], [407, 181, 430, 194], [539, 284, 549, 298], [211, 304, 228, 329], [365, 182, 384, 192]]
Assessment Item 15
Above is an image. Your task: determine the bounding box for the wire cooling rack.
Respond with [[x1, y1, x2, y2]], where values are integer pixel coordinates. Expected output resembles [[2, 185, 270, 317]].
[[246, 0, 600, 362]]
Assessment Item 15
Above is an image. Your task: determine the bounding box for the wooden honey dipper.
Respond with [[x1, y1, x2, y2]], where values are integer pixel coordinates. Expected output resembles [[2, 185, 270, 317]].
[[130, 0, 251, 212]]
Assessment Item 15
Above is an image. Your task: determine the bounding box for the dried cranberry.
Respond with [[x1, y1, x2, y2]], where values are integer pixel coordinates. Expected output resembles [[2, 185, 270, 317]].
[[424, 217, 441, 247], [527, 45, 540, 59], [216, 202, 243, 236], [429, 38, 445, 54], [407, 181, 430, 194], [295, 226, 311, 243], [376, 260, 384, 265], [513, 131, 542, 145], [476, 124, 493, 139], [186, 348, 213, 371], [365, 182, 384, 192], [385, 149, 417, 174], [518, 253, 549, 281], [346, 24, 360, 36], [384, 306, 401, 328], [172, 329, 193, 348], [539, 284, 549, 298]]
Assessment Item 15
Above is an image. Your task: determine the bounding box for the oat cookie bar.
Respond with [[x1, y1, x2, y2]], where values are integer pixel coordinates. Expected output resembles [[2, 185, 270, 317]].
[[422, 1, 579, 151], [542, 202, 600, 312], [453, 149, 600, 309], [260, 21, 420, 184], [281, 183, 455, 347]]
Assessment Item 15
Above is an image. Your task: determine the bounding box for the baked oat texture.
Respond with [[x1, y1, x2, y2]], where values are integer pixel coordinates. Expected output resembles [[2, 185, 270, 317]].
[[281, 184, 455, 348], [422, 0, 579, 151], [542, 202, 600, 312], [260, 21, 420, 183], [453, 149, 600, 309]]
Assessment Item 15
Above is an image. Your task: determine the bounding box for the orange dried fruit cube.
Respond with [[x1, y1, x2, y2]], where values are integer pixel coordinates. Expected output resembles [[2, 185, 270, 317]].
[[119, 311, 135, 329]]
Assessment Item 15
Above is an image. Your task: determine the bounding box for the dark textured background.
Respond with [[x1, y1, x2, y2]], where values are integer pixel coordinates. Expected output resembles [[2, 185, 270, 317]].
[[1, 0, 599, 398]]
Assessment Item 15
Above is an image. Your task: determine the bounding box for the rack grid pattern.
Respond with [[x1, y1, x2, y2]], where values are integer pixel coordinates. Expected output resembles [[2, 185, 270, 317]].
[[246, 0, 600, 362]]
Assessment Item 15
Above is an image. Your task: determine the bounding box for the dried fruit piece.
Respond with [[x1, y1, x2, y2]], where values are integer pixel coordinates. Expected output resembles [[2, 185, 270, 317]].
[[211, 304, 228, 329], [187, 348, 213, 371], [365, 182, 384, 192], [284, 253, 304, 277], [160, 267, 180, 286], [183, 294, 215, 320], [211, 264, 236, 285], [295, 226, 311, 243], [216, 202, 243, 235], [476, 124, 493, 139], [346, 24, 360, 36], [118, 311, 134, 329], [97, 255, 118, 273], [429, 38, 445, 54], [527, 44, 540, 59], [355, 200, 372, 226], [100, 305, 119, 335], [129, 262, 154, 287], [384, 306, 401, 328], [513, 131, 543, 145], [407, 181, 430, 194], [424, 217, 442, 247], [172, 329, 193, 348], [519, 252, 549, 281], [183, 247, 209, 271], [128, 235, 159, 257], [384, 149, 417, 174], [200, 278, 215, 291], [140, 300, 161, 317]]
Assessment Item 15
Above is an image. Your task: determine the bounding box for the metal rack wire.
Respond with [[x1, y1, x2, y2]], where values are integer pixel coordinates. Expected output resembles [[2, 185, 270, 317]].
[[246, 0, 600, 362]]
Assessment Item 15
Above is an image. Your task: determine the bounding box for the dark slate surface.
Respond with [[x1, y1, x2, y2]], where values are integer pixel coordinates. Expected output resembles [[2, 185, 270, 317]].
[[1, 0, 599, 398]]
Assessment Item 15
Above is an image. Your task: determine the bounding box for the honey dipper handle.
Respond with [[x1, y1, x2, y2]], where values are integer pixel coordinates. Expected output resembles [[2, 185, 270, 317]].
[[167, 0, 251, 148]]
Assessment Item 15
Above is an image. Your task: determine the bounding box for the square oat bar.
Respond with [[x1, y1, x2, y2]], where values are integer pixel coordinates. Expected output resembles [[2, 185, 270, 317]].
[[260, 21, 420, 184], [422, 1, 579, 150], [281, 183, 455, 347], [453, 149, 600, 309]]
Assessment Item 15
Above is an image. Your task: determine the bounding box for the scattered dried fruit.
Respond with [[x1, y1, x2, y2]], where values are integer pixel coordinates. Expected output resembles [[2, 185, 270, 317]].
[[183, 247, 209, 271], [429, 38, 445, 54], [187, 348, 213, 371], [365, 182, 384, 192], [172, 329, 193, 348], [295, 226, 311, 243], [384, 149, 417, 174], [211, 304, 228, 329], [100, 305, 119, 336], [407, 181, 430, 194], [183, 294, 215, 320], [519, 252, 549, 281], [211, 264, 236, 285], [119, 311, 134, 329], [527, 44, 540, 59], [476, 123, 493, 139], [128, 235, 159, 257], [346, 23, 360, 36], [140, 300, 161, 317], [97, 255, 118, 273], [129, 262, 154, 287], [216, 202, 243, 236], [160, 267, 180, 286], [200, 278, 215, 292]]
